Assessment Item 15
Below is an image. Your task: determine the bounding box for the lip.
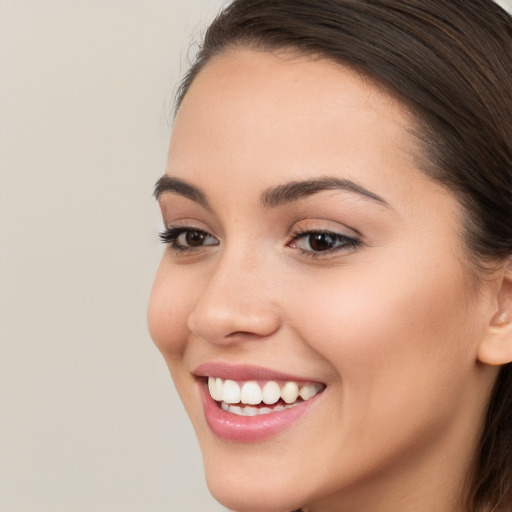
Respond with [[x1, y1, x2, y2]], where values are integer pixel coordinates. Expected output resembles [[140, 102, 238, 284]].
[[195, 363, 325, 442], [194, 362, 325, 384]]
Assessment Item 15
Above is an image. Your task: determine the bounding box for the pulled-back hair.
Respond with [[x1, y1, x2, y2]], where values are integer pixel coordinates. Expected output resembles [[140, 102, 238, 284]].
[[175, 1, 512, 510]]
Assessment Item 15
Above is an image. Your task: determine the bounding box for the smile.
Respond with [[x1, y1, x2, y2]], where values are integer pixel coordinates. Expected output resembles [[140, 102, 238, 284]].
[[195, 365, 326, 442], [208, 377, 324, 417]]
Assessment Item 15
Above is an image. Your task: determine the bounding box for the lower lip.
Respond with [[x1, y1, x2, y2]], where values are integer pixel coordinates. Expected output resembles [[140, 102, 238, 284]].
[[199, 382, 322, 442]]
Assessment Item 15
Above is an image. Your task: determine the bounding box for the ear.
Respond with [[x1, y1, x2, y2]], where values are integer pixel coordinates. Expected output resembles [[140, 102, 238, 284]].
[[477, 259, 512, 366]]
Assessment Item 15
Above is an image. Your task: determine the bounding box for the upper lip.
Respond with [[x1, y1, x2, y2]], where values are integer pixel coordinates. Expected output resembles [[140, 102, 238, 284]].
[[193, 362, 325, 384]]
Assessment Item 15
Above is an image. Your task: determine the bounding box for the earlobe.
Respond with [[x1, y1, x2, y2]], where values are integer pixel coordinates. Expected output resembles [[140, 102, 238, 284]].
[[477, 261, 512, 366]]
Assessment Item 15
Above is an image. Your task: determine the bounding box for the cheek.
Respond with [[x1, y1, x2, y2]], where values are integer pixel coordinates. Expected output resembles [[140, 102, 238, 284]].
[[147, 259, 197, 362], [287, 255, 480, 426], [147, 260, 209, 432]]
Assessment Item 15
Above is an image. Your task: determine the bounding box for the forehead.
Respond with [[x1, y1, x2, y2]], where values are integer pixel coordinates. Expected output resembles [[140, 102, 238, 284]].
[[167, 48, 427, 205]]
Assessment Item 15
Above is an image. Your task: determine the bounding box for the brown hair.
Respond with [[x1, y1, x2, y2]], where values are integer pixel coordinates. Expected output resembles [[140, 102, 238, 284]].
[[175, 1, 512, 510]]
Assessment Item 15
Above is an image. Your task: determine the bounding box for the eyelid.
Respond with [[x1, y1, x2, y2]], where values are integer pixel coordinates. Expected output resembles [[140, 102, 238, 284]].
[[287, 222, 363, 259], [289, 233, 362, 259], [288, 218, 361, 240], [158, 224, 219, 252]]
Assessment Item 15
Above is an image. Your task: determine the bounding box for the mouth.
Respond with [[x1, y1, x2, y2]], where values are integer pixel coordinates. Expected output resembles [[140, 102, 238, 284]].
[[194, 364, 326, 442], [208, 377, 324, 417]]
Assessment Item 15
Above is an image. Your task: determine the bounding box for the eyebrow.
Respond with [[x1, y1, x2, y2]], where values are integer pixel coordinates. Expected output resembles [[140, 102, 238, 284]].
[[153, 174, 389, 209], [153, 175, 210, 209], [261, 176, 390, 208]]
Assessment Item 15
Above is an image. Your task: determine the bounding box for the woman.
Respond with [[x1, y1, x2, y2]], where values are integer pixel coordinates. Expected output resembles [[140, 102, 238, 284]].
[[148, 1, 512, 511]]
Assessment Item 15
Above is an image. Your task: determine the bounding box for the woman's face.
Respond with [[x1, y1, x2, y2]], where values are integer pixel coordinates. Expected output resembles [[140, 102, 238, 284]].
[[148, 49, 498, 512]]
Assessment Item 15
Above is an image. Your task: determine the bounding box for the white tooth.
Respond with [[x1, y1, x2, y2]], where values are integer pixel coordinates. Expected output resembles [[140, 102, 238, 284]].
[[262, 381, 281, 404], [273, 404, 285, 412], [259, 407, 272, 415], [228, 405, 242, 415], [299, 383, 322, 401], [281, 381, 299, 404], [240, 381, 262, 405], [223, 380, 241, 404], [215, 378, 224, 400], [208, 377, 223, 401], [221, 402, 229, 411], [208, 377, 216, 398], [242, 406, 259, 416]]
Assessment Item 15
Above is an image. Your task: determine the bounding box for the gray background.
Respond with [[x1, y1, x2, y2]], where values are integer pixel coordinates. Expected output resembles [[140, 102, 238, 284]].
[[0, 1, 227, 511], [1, 1, 511, 511]]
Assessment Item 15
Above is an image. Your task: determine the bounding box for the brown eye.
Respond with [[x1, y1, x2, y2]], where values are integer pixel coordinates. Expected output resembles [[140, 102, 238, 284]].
[[308, 233, 337, 251], [176, 229, 218, 248], [159, 226, 219, 251], [289, 230, 361, 257], [185, 230, 208, 247]]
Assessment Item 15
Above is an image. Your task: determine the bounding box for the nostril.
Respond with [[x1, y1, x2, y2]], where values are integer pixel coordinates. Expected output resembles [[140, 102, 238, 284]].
[[226, 330, 265, 339]]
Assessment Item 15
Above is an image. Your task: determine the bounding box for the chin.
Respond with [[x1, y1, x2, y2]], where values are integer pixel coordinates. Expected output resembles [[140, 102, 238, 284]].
[[200, 443, 308, 512], [205, 473, 304, 512]]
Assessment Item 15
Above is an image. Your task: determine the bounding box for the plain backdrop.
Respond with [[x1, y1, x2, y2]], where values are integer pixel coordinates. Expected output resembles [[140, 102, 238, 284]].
[[0, 1, 228, 511], [1, 1, 511, 511]]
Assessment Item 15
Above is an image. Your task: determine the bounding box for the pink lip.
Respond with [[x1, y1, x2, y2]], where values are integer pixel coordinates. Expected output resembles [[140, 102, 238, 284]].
[[195, 363, 325, 442], [199, 384, 322, 442], [194, 362, 324, 384]]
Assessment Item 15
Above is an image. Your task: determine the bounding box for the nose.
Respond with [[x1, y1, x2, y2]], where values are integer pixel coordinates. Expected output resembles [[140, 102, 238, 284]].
[[187, 249, 281, 345]]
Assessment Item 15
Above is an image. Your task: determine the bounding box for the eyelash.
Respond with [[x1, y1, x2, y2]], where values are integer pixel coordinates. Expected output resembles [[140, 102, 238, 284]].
[[288, 227, 362, 258], [159, 226, 218, 253], [158, 225, 362, 258]]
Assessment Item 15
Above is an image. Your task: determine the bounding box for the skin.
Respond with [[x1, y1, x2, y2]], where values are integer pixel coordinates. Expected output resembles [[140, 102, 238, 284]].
[[148, 49, 504, 512]]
